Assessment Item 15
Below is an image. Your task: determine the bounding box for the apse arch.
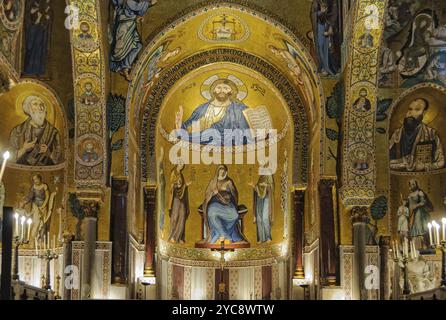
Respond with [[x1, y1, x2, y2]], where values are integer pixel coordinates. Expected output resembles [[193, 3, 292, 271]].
[[121, 2, 326, 298], [140, 48, 308, 186], [124, 1, 326, 181]]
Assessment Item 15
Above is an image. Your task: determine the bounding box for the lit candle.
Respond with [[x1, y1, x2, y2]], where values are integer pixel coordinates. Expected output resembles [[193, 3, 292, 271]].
[[428, 223, 433, 246], [392, 241, 396, 259], [411, 241, 416, 260], [442, 218, 446, 242], [26, 218, 32, 242], [43, 234, 46, 251], [14, 212, 19, 237], [435, 223, 441, 246], [20, 216, 26, 241], [0, 151, 10, 182]]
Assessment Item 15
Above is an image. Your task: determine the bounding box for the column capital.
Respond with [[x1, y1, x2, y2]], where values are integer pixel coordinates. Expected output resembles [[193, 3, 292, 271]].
[[143, 185, 157, 197], [293, 189, 306, 204], [350, 206, 369, 224], [81, 200, 100, 219], [319, 178, 336, 189], [62, 232, 75, 243], [379, 235, 392, 247], [111, 177, 129, 195]]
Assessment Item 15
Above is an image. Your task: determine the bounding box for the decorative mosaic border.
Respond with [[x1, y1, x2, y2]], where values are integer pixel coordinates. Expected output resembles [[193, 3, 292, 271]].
[[71, 241, 112, 300], [340, 245, 380, 300], [159, 239, 281, 267], [341, 0, 387, 206], [67, 0, 107, 187], [0, 0, 24, 75]]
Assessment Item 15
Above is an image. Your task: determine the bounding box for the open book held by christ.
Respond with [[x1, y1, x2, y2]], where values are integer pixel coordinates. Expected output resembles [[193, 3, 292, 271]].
[[243, 106, 274, 139]]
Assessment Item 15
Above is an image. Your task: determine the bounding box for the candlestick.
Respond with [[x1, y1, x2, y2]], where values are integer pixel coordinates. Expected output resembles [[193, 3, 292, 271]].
[[0, 151, 10, 182], [428, 223, 433, 246]]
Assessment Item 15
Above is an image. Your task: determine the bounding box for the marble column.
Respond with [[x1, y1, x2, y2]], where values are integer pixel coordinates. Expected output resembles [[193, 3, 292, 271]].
[[293, 189, 305, 279], [144, 186, 157, 277], [351, 206, 368, 300], [81, 202, 99, 300], [379, 236, 391, 300], [111, 178, 129, 284], [62, 233, 74, 300], [319, 179, 337, 286], [1, 207, 13, 300]]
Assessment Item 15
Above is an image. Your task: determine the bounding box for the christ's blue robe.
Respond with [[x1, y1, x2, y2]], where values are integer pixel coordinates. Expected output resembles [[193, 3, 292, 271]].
[[110, 0, 151, 72], [180, 101, 252, 145]]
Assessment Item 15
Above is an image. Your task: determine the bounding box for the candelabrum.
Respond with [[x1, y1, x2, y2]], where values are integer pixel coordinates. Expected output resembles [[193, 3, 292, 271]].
[[427, 218, 446, 287], [12, 212, 33, 281], [392, 237, 418, 296], [36, 235, 59, 291]]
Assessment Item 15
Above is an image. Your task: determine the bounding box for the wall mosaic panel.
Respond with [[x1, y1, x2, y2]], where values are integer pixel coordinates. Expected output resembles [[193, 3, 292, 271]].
[[341, 0, 387, 206], [67, 0, 107, 186]]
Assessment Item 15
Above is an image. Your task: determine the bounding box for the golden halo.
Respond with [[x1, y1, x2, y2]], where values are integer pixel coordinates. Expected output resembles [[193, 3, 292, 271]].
[[200, 73, 248, 101], [16, 91, 55, 124]]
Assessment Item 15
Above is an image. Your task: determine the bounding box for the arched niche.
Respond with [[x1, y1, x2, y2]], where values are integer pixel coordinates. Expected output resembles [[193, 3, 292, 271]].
[[123, 3, 324, 299], [386, 84, 446, 249], [0, 79, 68, 253]]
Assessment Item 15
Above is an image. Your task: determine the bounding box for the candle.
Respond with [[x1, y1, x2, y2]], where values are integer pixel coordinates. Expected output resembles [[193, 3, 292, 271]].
[[442, 218, 446, 242], [35, 238, 38, 256], [14, 212, 19, 237], [47, 231, 50, 250], [20, 216, 25, 241], [428, 223, 433, 246], [433, 221, 438, 245], [59, 211, 62, 241], [43, 234, 46, 251], [435, 223, 441, 245], [53, 235, 56, 250], [26, 218, 32, 242], [411, 241, 416, 260], [392, 241, 396, 259], [0, 151, 10, 182], [396, 241, 400, 259]]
